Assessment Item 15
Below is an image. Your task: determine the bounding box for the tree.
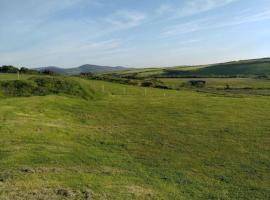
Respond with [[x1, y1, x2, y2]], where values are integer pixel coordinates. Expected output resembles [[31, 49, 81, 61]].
[[0, 65, 19, 73], [19, 67, 38, 74]]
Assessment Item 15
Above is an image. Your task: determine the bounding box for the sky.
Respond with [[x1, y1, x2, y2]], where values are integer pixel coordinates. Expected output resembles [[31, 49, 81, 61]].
[[0, 0, 270, 68]]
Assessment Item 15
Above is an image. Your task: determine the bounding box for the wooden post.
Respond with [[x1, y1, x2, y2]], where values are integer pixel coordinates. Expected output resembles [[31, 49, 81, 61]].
[[102, 84, 105, 93], [17, 71, 20, 80]]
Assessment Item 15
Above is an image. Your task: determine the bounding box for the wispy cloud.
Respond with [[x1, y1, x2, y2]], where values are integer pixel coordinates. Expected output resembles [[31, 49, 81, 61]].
[[160, 18, 212, 37], [160, 7, 270, 38], [179, 0, 237, 16], [0, 0, 82, 21], [232, 8, 270, 24], [1, 0, 269, 67], [105, 10, 146, 29], [157, 0, 237, 18], [156, 4, 173, 15]]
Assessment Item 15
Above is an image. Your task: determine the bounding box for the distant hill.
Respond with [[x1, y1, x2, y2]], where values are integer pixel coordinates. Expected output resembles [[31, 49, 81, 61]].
[[64, 64, 126, 75], [33, 57, 270, 77], [108, 58, 270, 78], [162, 58, 270, 77], [35, 64, 126, 75], [35, 66, 66, 74]]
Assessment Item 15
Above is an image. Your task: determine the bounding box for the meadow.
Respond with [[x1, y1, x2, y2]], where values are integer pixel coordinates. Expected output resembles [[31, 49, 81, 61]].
[[0, 74, 269, 199], [160, 78, 270, 89]]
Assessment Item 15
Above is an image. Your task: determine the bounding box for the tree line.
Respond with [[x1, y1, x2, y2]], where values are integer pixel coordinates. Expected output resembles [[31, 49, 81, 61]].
[[0, 65, 58, 75], [0, 65, 38, 74]]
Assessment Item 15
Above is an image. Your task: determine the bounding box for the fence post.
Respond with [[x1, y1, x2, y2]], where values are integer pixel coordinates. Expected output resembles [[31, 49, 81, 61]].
[[102, 84, 105, 93]]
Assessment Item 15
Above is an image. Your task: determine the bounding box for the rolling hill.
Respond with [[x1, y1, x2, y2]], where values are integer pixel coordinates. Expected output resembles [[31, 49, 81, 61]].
[[162, 58, 270, 77], [34, 58, 270, 77], [107, 58, 270, 78], [35, 64, 126, 75]]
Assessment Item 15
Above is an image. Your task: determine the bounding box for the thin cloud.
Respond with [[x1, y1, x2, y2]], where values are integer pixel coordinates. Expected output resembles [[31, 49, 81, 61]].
[[157, 0, 237, 18], [179, 0, 237, 16], [160, 18, 213, 37], [105, 10, 146, 29], [160, 7, 270, 37]]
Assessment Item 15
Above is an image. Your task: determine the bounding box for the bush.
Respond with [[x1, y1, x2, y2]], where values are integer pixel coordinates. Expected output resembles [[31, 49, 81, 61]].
[[188, 80, 206, 88], [141, 81, 153, 87], [0, 77, 93, 99], [140, 79, 169, 89], [29, 77, 90, 98], [0, 80, 36, 97]]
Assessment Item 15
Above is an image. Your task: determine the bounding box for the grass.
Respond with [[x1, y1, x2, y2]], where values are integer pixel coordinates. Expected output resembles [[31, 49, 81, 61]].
[[0, 73, 269, 199], [0, 73, 35, 80], [160, 78, 270, 89]]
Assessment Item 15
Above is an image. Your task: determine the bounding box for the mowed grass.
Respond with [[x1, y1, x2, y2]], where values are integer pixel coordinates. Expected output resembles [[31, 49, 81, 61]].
[[0, 74, 269, 199]]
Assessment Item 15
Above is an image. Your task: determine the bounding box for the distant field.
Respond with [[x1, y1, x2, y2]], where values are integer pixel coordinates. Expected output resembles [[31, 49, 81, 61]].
[[0, 73, 269, 199], [0, 73, 35, 80], [160, 78, 270, 89]]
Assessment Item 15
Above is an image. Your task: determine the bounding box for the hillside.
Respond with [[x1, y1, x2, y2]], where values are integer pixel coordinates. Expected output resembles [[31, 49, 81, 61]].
[[34, 58, 270, 77], [108, 58, 270, 78], [0, 74, 269, 199], [36, 64, 126, 75], [163, 58, 270, 77]]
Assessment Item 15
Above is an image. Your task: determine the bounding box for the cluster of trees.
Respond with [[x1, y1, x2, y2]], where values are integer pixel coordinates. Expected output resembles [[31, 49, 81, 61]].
[[0, 65, 60, 75], [0, 65, 19, 73], [0, 65, 38, 74]]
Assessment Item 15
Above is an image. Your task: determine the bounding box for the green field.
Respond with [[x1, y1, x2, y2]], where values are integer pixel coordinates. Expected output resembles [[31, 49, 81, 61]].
[[160, 78, 270, 89], [0, 74, 269, 199], [0, 73, 35, 81]]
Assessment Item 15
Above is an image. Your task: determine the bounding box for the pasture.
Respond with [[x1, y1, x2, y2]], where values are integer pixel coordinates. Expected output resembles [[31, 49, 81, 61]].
[[0, 74, 269, 199]]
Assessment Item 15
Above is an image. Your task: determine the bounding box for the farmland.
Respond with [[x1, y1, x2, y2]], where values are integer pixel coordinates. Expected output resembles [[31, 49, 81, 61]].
[[0, 73, 269, 199]]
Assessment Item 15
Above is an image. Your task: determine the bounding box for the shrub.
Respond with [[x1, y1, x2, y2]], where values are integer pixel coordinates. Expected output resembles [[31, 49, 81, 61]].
[[0, 77, 93, 99], [188, 80, 206, 88], [29, 77, 90, 98], [141, 81, 153, 87], [0, 80, 36, 97]]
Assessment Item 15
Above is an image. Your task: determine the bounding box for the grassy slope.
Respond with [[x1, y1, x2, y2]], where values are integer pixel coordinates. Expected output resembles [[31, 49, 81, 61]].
[[108, 58, 270, 78], [0, 74, 269, 199], [169, 62, 270, 76]]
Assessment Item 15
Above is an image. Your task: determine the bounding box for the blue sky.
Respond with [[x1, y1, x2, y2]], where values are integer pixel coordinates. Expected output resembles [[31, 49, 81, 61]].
[[0, 0, 270, 68]]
